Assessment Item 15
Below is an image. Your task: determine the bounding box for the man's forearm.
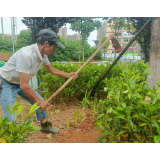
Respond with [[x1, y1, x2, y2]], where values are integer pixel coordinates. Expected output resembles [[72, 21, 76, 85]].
[[21, 83, 42, 103], [48, 67, 69, 78]]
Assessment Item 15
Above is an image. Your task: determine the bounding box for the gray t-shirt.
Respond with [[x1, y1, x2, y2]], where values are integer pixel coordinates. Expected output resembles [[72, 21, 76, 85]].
[[0, 43, 50, 84]]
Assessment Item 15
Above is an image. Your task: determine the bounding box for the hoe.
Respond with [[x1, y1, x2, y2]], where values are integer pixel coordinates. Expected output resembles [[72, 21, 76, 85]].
[[46, 33, 122, 102]]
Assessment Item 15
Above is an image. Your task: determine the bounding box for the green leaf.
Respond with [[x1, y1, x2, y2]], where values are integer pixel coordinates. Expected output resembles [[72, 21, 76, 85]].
[[151, 115, 160, 121], [117, 131, 126, 138], [121, 103, 126, 108], [104, 114, 109, 121], [29, 102, 39, 114], [0, 129, 7, 135], [130, 75, 138, 81], [135, 94, 142, 99], [97, 114, 105, 119], [117, 106, 124, 110], [0, 117, 3, 127], [128, 92, 131, 99], [128, 119, 134, 129], [115, 90, 120, 102], [123, 90, 129, 93], [17, 105, 24, 116], [6, 105, 11, 114], [134, 141, 140, 143], [134, 115, 147, 122], [95, 120, 104, 129], [153, 120, 160, 134], [154, 135, 160, 143], [78, 117, 87, 125], [114, 110, 125, 117], [55, 109, 60, 113], [98, 137, 105, 143], [115, 116, 126, 120], [3, 135, 12, 143], [139, 123, 147, 126], [107, 107, 110, 113], [24, 112, 36, 120]]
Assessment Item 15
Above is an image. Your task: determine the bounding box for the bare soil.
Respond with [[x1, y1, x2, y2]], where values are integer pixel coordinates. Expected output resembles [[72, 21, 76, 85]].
[[0, 98, 101, 143], [0, 52, 12, 61]]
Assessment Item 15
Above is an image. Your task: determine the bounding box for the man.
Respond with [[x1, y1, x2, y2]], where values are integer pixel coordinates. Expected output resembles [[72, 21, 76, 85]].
[[0, 29, 78, 134]]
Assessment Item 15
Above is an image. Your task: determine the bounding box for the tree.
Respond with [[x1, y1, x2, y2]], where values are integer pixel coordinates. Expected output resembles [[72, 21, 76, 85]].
[[129, 17, 151, 62], [0, 36, 13, 54], [147, 17, 160, 89], [21, 17, 80, 43], [48, 37, 102, 62], [100, 37, 110, 59], [70, 17, 102, 61], [0, 30, 32, 54], [15, 30, 32, 51]]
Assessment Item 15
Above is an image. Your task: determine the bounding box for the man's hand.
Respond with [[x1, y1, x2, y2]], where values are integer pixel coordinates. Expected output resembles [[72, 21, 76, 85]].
[[68, 72, 78, 80], [38, 99, 50, 111]]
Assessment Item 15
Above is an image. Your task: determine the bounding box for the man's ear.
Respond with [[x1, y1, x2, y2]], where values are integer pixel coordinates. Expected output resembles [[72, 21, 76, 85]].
[[44, 41, 49, 46]]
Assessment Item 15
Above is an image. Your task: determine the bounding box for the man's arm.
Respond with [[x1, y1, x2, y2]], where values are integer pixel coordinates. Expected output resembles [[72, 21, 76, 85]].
[[19, 72, 49, 110], [44, 64, 78, 80]]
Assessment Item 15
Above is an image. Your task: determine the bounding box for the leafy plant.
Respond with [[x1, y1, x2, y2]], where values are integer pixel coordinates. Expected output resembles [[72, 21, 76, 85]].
[[73, 110, 87, 127], [67, 118, 70, 131], [0, 102, 40, 143], [94, 61, 160, 143]]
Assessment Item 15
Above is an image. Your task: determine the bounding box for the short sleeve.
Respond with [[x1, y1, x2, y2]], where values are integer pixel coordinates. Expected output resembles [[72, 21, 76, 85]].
[[43, 55, 50, 65], [16, 53, 32, 74]]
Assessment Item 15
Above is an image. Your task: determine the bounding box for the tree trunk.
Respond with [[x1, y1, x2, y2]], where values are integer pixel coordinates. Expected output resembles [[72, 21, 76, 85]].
[[147, 17, 160, 89]]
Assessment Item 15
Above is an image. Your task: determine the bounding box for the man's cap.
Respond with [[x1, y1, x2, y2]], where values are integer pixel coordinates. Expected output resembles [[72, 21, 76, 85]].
[[38, 29, 66, 48]]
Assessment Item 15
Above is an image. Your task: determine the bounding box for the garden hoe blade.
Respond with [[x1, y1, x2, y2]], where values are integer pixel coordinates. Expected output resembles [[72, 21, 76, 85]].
[[46, 34, 122, 103], [90, 18, 152, 97]]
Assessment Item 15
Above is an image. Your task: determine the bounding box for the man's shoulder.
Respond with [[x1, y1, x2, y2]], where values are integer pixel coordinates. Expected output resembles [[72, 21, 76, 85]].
[[15, 44, 36, 58], [21, 44, 35, 54]]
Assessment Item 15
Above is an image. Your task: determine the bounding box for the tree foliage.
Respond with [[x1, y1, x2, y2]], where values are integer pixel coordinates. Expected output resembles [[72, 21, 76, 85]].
[[103, 17, 135, 38], [21, 17, 80, 43], [0, 36, 13, 54], [48, 37, 102, 62], [70, 17, 102, 61], [15, 30, 32, 51], [128, 17, 151, 62], [0, 30, 32, 54], [100, 37, 110, 58]]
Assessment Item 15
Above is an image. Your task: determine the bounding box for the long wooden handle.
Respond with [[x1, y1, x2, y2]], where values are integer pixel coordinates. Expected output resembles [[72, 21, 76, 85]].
[[46, 34, 113, 102]]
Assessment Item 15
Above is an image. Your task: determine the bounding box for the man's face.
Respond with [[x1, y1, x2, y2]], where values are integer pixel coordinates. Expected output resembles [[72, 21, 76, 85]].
[[43, 42, 57, 56]]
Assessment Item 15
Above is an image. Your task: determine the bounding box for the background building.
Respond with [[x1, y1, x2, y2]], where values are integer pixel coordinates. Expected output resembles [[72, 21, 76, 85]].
[[0, 34, 12, 40], [97, 21, 141, 58], [58, 27, 81, 41], [67, 34, 81, 41]]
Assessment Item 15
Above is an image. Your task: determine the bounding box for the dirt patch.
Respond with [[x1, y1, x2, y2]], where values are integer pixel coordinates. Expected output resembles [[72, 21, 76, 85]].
[[0, 98, 101, 143], [0, 52, 12, 61]]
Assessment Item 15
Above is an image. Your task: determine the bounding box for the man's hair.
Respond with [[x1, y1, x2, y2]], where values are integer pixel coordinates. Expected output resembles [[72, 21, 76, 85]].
[[36, 39, 56, 46]]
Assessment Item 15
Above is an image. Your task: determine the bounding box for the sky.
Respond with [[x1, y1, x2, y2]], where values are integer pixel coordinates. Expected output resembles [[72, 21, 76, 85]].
[[0, 17, 105, 47]]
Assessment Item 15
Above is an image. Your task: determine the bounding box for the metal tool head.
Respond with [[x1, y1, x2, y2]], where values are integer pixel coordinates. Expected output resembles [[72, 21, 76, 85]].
[[109, 34, 122, 53]]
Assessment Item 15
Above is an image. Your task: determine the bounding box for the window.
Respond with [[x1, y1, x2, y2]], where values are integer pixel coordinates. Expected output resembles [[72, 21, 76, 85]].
[[129, 50, 134, 53], [123, 44, 127, 47], [123, 38, 128, 42], [112, 51, 115, 53], [116, 33, 121, 36], [118, 38, 121, 42]]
